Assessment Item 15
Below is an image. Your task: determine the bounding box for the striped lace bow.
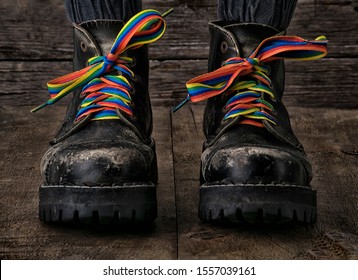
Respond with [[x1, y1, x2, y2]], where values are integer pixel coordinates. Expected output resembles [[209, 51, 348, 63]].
[[174, 35, 328, 127], [32, 9, 172, 121]]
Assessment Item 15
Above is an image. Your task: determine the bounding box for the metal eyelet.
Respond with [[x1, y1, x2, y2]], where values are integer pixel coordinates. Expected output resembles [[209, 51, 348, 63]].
[[73, 109, 82, 124], [73, 117, 81, 125], [222, 107, 229, 115], [131, 57, 137, 67], [129, 101, 136, 109], [220, 41, 228, 54], [266, 65, 271, 75], [131, 75, 138, 82], [80, 41, 87, 52], [130, 114, 137, 121], [270, 96, 277, 103], [222, 116, 230, 123]]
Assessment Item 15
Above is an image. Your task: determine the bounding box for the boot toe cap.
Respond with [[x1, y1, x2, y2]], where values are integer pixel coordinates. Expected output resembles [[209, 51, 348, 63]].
[[202, 145, 311, 186], [41, 141, 156, 186]]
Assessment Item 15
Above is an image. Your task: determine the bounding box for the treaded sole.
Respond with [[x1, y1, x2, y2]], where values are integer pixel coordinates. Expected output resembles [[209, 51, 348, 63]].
[[39, 184, 157, 225], [198, 184, 317, 224]]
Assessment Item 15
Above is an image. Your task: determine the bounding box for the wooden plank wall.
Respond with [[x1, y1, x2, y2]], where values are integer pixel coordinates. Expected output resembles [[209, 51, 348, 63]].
[[0, 0, 357, 107]]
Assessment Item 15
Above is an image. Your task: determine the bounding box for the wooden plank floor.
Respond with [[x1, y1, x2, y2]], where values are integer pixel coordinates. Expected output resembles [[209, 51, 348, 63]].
[[173, 105, 358, 259], [0, 106, 177, 259], [0, 0, 357, 259]]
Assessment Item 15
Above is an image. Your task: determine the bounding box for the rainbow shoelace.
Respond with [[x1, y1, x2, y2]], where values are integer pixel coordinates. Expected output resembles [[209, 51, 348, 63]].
[[32, 9, 172, 121], [174, 35, 328, 127]]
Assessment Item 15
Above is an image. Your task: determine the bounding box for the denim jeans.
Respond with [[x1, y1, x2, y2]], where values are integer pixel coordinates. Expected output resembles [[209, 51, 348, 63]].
[[64, 0, 297, 30], [64, 0, 142, 23], [217, 0, 297, 31]]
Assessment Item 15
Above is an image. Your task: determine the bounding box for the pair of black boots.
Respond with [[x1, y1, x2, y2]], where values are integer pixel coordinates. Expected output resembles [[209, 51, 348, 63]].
[[37, 11, 319, 225]]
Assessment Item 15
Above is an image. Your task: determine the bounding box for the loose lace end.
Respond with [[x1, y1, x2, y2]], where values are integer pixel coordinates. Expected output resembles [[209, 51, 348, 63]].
[[31, 102, 49, 113], [172, 96, 190, 113], [162, 8, 174, 18]]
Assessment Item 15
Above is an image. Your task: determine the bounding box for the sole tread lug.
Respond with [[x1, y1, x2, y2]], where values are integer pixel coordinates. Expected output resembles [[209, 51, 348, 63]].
[[199, 184, 317, 225], [39, 184, 157, 225]]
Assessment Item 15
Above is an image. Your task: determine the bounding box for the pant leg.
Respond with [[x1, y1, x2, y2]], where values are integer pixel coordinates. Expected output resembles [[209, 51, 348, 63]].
[[217, 0, 297, 31], [64, 0, 142, 23]]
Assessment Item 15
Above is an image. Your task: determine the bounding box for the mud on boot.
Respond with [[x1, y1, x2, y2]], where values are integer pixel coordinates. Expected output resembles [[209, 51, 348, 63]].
[[34, 10, 169, 225], [174, 22, 327, 224]]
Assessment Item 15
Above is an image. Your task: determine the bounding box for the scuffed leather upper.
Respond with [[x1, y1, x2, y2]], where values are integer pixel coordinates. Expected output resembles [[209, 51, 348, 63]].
[[201, 22, 312, 186], [41, 20, 157, 186]]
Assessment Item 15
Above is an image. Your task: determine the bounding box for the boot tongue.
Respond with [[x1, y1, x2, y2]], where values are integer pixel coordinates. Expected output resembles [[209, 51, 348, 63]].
[[79, 20, 125, 55], [225, 23, 280, 57]]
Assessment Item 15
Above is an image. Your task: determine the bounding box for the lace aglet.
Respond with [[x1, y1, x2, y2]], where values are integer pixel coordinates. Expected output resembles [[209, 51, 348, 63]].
[[31, 102, 49, 113], [172, 96, 190, 113], [162, 8, 174, 18]]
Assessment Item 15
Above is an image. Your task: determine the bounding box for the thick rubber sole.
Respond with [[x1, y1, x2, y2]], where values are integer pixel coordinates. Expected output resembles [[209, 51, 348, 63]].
[[198, 184, 317, 224], [39, 184, 157, 225]]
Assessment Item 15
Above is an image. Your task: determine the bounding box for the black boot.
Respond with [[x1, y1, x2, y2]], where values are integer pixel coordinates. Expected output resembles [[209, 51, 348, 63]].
[[36, 11, 167, 224], [177, 21, 327, 224]]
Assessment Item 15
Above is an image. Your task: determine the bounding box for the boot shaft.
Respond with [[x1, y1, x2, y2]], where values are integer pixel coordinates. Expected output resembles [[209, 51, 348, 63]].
[[53, 20, 153, 144], [207, 22, 285, 100], [208, 21, 284, 68], [204, 22, 302, 150]]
